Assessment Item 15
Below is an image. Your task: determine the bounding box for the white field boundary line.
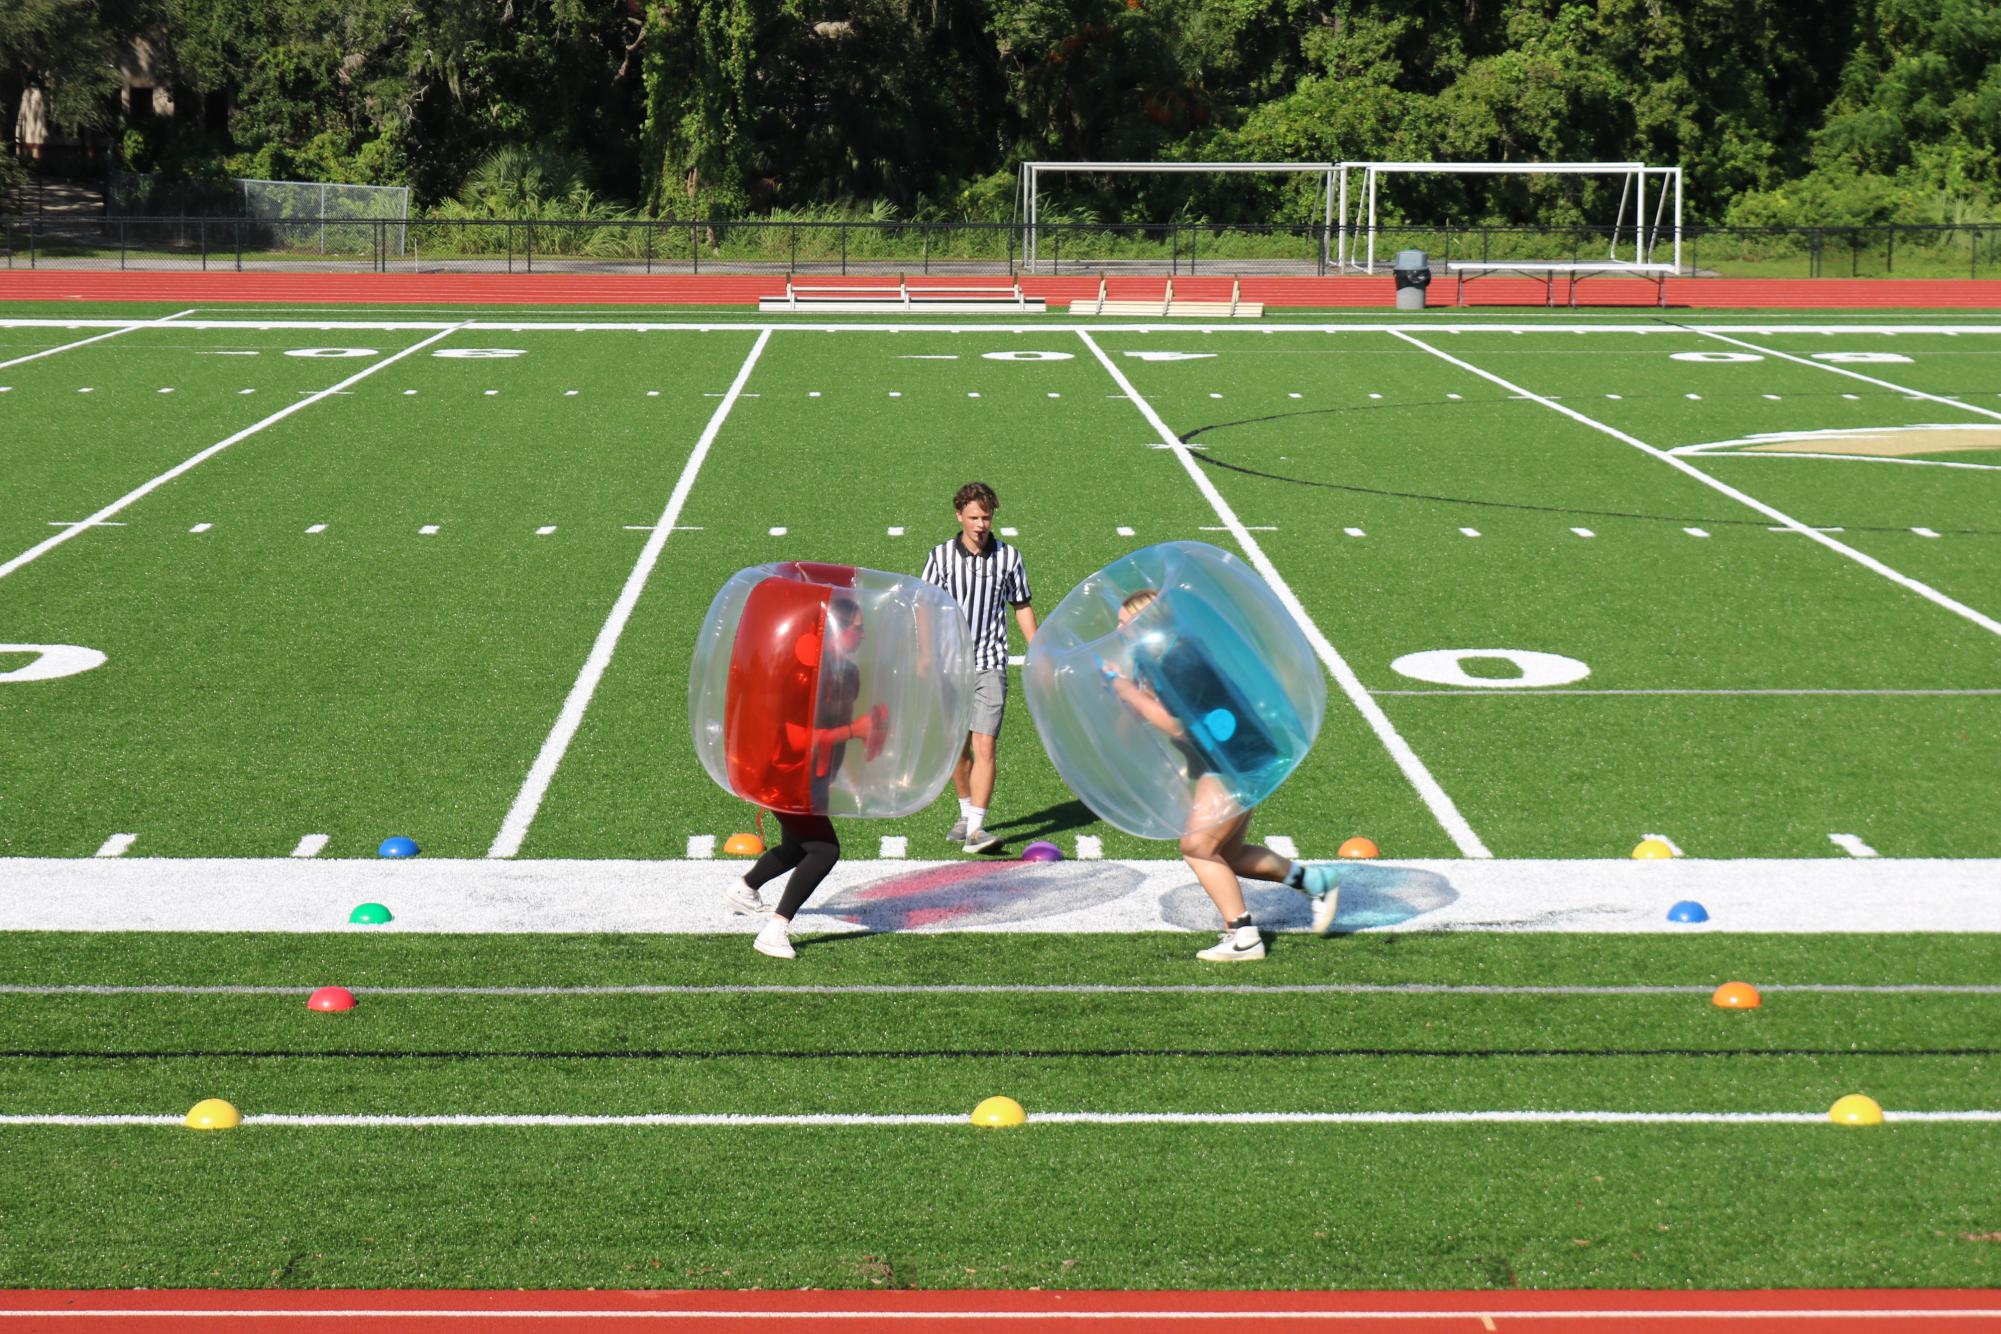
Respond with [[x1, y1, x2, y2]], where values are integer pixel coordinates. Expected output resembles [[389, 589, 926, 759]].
[[1077, 329, 1491, 859], [5, 1109, 2000, 1129], [1690, 327, 2001, 423], [488, 328, 772, 858], [0, 308, 194, 370], [1388, 331, 2001, 641], [2, 1306, 1997, 1326], [2, 1309, 1999, 1328], [0, 324, 465, 584], [8, 318, 2001, 335], [8, 983, 2001, 997]]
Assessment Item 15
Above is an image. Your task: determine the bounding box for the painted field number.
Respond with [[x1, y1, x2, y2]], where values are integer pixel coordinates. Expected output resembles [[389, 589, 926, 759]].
[[0, 644, 107, 684], [1389, 648, 1591, 689]]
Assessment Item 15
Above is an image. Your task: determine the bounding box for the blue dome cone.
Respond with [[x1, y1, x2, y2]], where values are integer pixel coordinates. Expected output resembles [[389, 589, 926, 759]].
[[378, 836, 419, 859], [1666, 900, 1709, 924]]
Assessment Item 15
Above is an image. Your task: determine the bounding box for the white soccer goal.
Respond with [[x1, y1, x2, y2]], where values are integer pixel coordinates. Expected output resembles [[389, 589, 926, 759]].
[[1334, 161, 1682, 276], [1015, 161, 1337, 274]]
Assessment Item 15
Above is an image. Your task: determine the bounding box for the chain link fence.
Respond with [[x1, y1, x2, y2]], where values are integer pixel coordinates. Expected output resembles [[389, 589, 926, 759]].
[[3, 216, 1997, 279], [107, 174, 410, 255]]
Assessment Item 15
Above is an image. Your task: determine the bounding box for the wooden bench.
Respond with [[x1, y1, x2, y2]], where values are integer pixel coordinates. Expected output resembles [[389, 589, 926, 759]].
[[759, 278, 1045, 313], [1068, 276, 1264, 318]]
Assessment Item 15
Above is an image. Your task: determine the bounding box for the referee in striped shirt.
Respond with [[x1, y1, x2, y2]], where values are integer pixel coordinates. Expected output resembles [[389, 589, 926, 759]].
[[922, 481, 1037, 853]]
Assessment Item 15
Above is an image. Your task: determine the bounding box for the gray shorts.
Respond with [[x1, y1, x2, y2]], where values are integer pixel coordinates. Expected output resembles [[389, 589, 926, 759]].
[[969, 668, 1008, 737]]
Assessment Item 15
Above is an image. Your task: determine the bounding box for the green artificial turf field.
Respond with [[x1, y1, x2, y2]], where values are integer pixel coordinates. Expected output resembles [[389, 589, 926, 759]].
[[1, 304, 1997, 1291], [3, 306, 1998, 860]]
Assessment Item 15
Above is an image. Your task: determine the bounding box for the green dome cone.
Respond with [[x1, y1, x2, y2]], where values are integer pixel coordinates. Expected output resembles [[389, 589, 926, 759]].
[[348, 902, 394, 925]]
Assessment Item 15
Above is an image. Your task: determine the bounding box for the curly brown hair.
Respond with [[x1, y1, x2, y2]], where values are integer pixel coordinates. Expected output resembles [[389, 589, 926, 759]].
[[952, 481, 998, 513]]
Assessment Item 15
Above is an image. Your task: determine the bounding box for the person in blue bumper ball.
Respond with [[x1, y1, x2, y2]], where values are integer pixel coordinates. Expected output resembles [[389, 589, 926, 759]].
[[1103, 588, 1338, 961], [1021, 541, 1338, 964]]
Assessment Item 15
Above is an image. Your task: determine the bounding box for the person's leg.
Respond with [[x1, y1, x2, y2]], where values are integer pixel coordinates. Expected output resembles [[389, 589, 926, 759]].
[[1183, 789, 1262, 962], [960, 670, 1006, 851], [948, 737, 975, 841], [771, 817, 839, 920], [1220, 815, 1341, 935], [755, 814, 839, 960], [1221, 820, 1293, 885], [961, 730, 1001, 851], [953, 738, 974, 800], [725, 814, 806, 915], [1182, 806, 1252, 922], [967, 731, 997, 806]]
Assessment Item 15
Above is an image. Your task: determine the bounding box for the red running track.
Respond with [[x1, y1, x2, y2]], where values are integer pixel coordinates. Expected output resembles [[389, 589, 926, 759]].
[[1, 271, 2000, 308], [2, 1289, 1999, 1334]]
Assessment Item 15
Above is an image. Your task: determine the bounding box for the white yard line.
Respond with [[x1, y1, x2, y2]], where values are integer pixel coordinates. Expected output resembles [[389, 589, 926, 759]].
[[0, 1300, 1996, 1324], [1389, 331, 2001, 641], [5, 981, 1998, 997], [8, 318, 2001, 336], [1077, 329, 1491, 859], [487, 329, 772, 858], [1689, 327, 2001, 423], [0, 308, 193, 371], [7, 855, 2001, 933], [0, 325, 464, 583], [2, 1108, 1996, 1129]]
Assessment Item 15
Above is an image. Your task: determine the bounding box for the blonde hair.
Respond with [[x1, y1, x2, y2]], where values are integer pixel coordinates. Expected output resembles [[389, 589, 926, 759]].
[[1119, 589, 1159, 617]]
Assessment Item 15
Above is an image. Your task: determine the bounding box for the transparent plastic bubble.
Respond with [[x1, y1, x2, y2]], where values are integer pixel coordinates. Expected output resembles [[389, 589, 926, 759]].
[[690, 562, 974, 818], [1022, 542, 1325, 840]]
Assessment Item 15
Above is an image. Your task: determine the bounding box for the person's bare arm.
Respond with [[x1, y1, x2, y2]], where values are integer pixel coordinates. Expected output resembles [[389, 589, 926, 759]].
[[1014, 603, 1038, 644], [1109, 674, 1183, 738]]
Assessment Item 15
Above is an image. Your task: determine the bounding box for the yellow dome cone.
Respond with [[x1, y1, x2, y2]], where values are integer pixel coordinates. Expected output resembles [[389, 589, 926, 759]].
[[1632, 837, 1674, 860], [970, 1096, 1026, 1128], [1828, 1094, 1884, 1126], [185, 1098, 242, 1130]]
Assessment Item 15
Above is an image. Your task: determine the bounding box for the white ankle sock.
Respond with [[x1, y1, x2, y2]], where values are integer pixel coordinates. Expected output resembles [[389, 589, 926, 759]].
[[966, 806, 987, 830], [959, 798, 975, 820]]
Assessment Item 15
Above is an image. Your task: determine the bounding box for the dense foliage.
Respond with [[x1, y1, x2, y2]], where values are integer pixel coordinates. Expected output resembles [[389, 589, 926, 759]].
[[6, 0, 1998, 224]]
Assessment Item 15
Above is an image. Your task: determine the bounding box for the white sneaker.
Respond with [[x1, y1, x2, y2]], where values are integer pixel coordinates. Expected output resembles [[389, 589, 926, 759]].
[[753, 917, 796, 960], [946, 817, 969, 843], [1310, 885, 1341, 937], [962, 828, 1002, 854], [723, 880, 766, 916], [1195, 925, 1265, 963], [1287, 863, 1341, 936]]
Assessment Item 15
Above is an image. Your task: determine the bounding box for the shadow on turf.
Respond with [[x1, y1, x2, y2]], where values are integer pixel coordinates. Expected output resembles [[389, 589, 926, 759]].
[[815, 857, 1145, 932], [1181, 424, 2001, 535], [988, 799, 1097, 845]]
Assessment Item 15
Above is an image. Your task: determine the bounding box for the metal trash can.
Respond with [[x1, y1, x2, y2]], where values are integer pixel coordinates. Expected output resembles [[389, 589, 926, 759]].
[[1393, 250, 1431, 310]]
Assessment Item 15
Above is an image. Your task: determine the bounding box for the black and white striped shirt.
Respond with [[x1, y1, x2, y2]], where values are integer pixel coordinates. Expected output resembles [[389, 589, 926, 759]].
[[923, 534, 1031, 671]]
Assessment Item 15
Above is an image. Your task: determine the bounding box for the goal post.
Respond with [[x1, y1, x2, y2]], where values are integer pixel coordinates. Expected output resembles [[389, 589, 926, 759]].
[[1015, 161, 1337, 274], [1334, 161, 1683, 275]]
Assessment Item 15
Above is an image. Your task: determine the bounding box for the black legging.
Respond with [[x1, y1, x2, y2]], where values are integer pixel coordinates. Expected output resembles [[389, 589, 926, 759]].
[[742, 812, 840, 920]]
